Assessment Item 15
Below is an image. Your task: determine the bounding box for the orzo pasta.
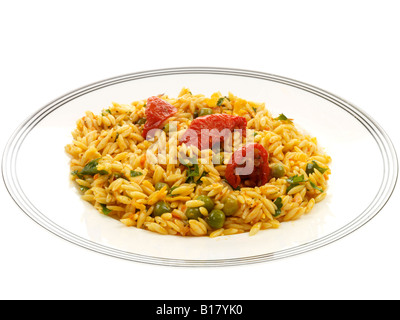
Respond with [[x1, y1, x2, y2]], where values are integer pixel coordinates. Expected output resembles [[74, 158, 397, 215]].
[[65, 88, 331, 237]]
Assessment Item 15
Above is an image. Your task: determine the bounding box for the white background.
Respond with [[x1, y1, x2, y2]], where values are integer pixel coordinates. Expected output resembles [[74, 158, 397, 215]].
[[1, 0, 399, 300]]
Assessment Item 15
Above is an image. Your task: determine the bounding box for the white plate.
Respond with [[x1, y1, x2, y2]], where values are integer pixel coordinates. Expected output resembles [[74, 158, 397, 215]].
[[2, 67, 398, 266]]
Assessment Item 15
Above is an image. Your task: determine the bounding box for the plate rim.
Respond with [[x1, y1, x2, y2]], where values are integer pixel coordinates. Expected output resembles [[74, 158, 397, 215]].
[[2, 66, 398, 267]]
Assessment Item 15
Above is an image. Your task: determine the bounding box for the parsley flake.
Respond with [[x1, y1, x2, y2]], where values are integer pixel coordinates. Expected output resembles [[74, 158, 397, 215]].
[[286, 174, 307, 192], [273, 197, 283, 217], [274, 113, 293, 123], [80, 158, 108, 176], [130, 170, 143, 177], [216, 96, 230, 106], [100, 203, 112, 215]]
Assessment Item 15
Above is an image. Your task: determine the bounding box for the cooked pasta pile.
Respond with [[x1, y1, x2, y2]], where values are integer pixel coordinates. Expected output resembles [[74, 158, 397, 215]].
[[65, 88, 331, 237]]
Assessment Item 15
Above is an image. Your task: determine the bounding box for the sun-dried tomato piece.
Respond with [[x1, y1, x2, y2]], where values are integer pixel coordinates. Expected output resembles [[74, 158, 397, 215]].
[[142, 96, 177, 138], [225, 143, 270, 189], [180, 114, 247, 150]]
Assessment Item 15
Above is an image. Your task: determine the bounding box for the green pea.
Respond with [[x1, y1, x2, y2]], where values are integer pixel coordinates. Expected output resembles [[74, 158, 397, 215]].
[[153, 201, 171, 217], [136, 118, 146, 125], [270, 163, 286, 178], [195, 195, 214, 212], [155, 182, 169, 191], [222, 196, 239, 216], [185, 207, 202, 220], [198, 108, 213, 117], [207, 209, 226, 229], [163, 122, 177, 134]]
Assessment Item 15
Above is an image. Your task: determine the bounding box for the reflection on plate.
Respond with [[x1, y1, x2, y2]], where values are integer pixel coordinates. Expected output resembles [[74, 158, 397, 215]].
[[2, 67, 398, 266]]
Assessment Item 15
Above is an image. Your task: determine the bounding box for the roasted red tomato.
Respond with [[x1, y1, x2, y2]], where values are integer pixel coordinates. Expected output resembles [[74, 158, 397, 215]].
[[225, 143, 270, 189], [180, 114, 247, 150], [142, 96, 177, 138]]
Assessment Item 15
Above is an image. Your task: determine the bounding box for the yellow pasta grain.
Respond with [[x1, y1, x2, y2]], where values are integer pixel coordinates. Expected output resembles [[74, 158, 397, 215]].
[[189, 220, 207, 236], [186, 200, 205, 207]]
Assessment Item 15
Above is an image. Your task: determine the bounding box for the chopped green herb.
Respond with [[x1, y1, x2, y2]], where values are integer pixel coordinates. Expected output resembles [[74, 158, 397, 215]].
[[273, 197, 283, 217], [216, 96, 230, 106], [80, 159, 99, 175], [130, 170, 143, 177], [254, 132, 259, 136], [306, 161, 328, 175], [309, 181, 324, 192], [286, 174, 306, 192], [286, 174, 325, 193], [286, 174, 306, 185], [71, 170, 84, 179], [79, 185, 89, 193], [196, 170, 208, 184], [181, 160, 206, 184], [252, 106, 257, 113], [80, 158, 108, 176], [100, 203, 112, 215], [185, 164, 200, 183], [274, 113, 293, 123]]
